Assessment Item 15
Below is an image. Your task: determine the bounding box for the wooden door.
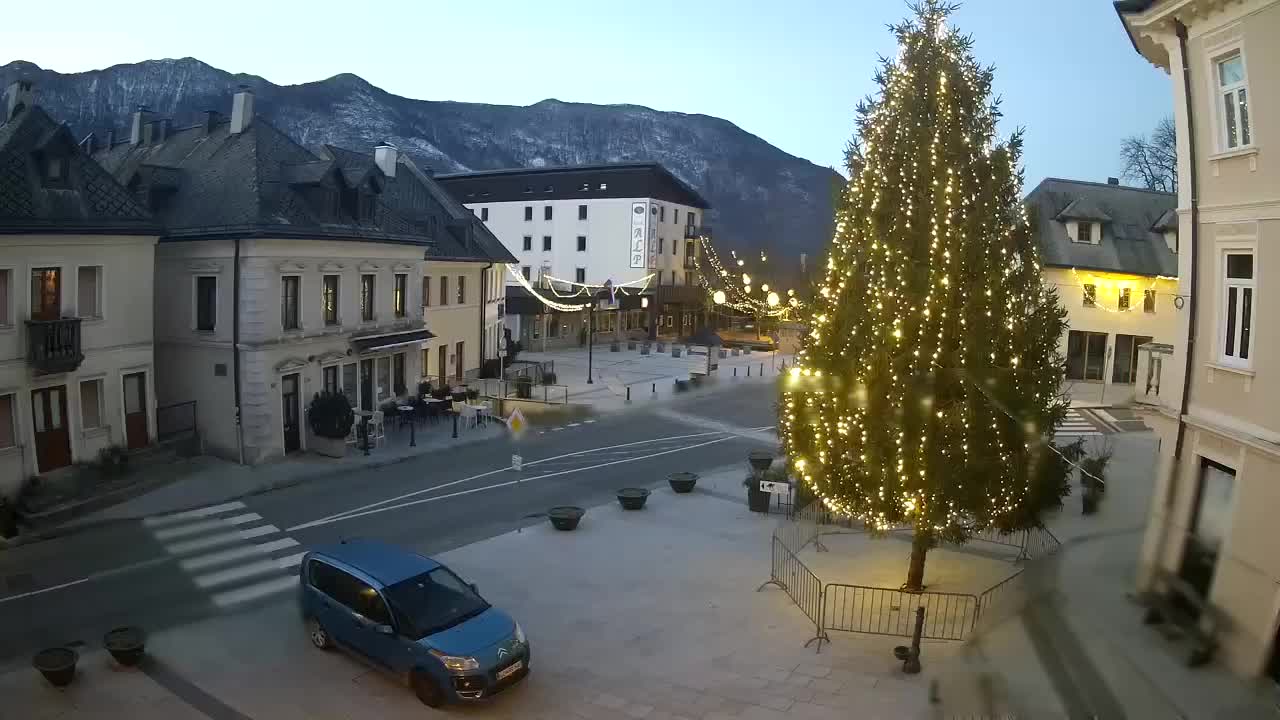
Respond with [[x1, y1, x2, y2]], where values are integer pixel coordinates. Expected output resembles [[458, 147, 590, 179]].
[[438, 345, 447, 388], [30, 268, 61, 320], [454, 341, 464, 382], [123, 372, 149, 450], [31, 386, 71, 472], [281, 373, 301, 453]]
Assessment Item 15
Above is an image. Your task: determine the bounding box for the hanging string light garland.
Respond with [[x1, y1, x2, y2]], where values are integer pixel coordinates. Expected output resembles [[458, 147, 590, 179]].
[[506, 265, 656, 311], [692, 235, 803, 318]]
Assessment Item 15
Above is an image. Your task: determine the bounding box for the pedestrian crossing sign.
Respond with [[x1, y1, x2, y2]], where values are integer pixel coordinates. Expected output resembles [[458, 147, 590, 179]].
[[507, 408, 528, 437]]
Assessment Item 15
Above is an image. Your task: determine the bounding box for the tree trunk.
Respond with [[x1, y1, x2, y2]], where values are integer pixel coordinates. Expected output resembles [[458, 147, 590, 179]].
[[904, 527, 932, 592]]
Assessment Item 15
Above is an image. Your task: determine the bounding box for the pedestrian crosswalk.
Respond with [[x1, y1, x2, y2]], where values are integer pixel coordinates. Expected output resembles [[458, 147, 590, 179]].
[[143, 501, 304, 609], [1054, 408, 1103, 438]]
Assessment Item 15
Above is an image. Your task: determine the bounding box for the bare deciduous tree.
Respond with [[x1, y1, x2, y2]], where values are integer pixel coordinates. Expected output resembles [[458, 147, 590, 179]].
[[1120, 117, 1177, 193]]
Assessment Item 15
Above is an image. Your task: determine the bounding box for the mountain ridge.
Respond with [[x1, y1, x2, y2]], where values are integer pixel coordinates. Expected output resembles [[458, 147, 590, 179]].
[[1, 57, 837, 267]]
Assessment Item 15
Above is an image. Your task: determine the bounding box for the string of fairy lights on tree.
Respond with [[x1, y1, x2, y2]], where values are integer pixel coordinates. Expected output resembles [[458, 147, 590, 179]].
[[691, 235, 803, 317], [778, 0, 1073, 556]]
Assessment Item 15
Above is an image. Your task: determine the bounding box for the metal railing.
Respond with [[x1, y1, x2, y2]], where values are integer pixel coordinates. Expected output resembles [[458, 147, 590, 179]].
[[475, 378, 569, 405], [823, 584, 978, 641], [26, 317, 84, 373], [975, 568, 1026, 625], [156, 400, 198, 442], [761, 536, 828, 649]]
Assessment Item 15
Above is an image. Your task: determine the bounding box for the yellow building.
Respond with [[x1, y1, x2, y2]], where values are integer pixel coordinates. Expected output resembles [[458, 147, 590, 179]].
[[1026, 178, 1179, 406], [1118, 0, 1280, 683]]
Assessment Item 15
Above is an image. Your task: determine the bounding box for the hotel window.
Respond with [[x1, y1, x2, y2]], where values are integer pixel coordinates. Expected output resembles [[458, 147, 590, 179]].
[[322, 365, 339, 395], [439, 276, 449, 306], [323, 275, 339, 325], [0, 394, 13, 449], [577, 236, 587, 252], [1083, 284, 1097, 308], [1076, 222, 1094, 244], [1144, 288, 1156, 313], [394, 273, 407, 318], [360, 274, 376, 322], [421, 276, 431, 308], [674, 209, 680, 225], [79, 379, 103, 430], [457, 275, 466, 304], [660, 206, 665, 222], [544, 206, 553, 221], [522, 236, 532, 251], [1117, 287, 1131, 312], [1113, 334, 1153, 384], [77, 266, 102, 318], [658, 237, 665, 254], [1066, 330, 1107, 381], [1217, 53, 1251, 150], [196, 276, 217, 331], [542, 236, 552, 251], [1221, 251, 1254, 366], [521, 266, 531, 281], [524, 206, 533, 221], [480, 207, 489, 221], [575, 268, 586, 283], [281, 275, 300, 330], [578, 204, 587, 220]]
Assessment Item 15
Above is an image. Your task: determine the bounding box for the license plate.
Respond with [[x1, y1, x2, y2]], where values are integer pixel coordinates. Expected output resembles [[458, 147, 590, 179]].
[[496, 660, 523, 681]]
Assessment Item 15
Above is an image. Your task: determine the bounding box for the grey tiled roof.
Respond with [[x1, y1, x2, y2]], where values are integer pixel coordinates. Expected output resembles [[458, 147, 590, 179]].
[[1055, 197, 1112, 222], [1025, 178, 1177, 277], [92, 113, 511, 264], [0, 105, 154, 233]]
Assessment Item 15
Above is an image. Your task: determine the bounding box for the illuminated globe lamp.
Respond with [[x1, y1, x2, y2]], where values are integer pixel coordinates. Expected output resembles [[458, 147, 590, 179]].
[[713, 290, 726, 305], [742, 273, 751, 285], [767, 291, 780, 307], [761, 283, 770, 293], [744, 285, 751, 294]]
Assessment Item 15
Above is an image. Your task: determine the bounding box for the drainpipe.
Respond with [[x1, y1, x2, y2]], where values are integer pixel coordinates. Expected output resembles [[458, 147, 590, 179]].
[[233, 236, 244, 466], [1153, 19, 1200, 585], [479, 261, 493, 371]]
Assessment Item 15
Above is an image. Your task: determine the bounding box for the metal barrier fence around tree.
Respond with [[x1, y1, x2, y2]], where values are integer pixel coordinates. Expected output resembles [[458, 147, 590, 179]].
[[760, 502, 1058, 650]]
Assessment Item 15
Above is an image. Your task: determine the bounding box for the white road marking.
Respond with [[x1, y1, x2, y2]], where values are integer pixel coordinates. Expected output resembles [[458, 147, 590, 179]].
[[195, 558, 287, 589], [290, 435, 738, 531], [179, 538, 299, 571], [567, 422, 581, 427], [290, 429, 732, 531], [0, 577, 89, 604], [152, 513, 262, 541], [164, 524, 280, 555], [143, 501, 247, 527], [275, 551, 307, 570], [211, 576, 298, 608]]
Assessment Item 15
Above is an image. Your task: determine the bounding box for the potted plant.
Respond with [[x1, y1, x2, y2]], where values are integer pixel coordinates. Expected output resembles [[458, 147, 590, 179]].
[[616, 488, 650, 510], [515, 376, 533, 399], [307, 392, 354, 458], [745, 473, 772, 512], [668, 472, 698, 493], [97, 445, 129, 477], [418, 380, 432, 399], [547, 506, 584, 531], [656, 341, 666, 352], [104, 626, 146, 667], [32, 647, 78, 687]]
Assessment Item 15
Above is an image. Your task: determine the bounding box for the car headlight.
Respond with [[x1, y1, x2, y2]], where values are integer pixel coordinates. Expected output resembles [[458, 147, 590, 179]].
[[513, 623, 526, 645], [429, 649, 479, 672]]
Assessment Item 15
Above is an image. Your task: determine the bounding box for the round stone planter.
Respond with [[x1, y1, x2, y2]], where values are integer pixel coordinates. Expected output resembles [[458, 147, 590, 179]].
[[748, 450, 774, 472], [616, 488, 650, 510], [893, 646, 911, 661], [627, 341, 637, 350], [33, 647, 78, 687], [610, 342, 620, 352], [671, 347, 682, 358], [668, 472, 698, 494], [548, 506, 585, 531], [104, 626, 146, 667]]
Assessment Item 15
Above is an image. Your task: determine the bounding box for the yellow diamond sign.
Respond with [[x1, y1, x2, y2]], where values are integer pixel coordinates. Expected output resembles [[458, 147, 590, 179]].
[[506, 408, 528, 437]]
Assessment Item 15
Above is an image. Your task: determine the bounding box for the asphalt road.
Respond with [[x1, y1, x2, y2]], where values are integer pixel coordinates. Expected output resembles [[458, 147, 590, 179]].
[[0, 386, 776, 670]]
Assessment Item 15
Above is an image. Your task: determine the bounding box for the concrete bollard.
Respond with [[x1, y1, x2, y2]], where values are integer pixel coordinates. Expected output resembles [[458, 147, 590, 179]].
[[626, 386, 631, 402], [747, 365, 751, 377], [734, 367, 737, 377]]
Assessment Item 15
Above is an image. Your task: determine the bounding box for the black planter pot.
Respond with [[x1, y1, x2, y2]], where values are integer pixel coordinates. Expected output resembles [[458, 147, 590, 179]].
[[747, 482, 772, 513], [104, 626, 146, 667], [548, 506, 584, 531], [616, 488, 650, 510], [33, 647, 78, 687], [748, 451, 774, 472], [668, 472, 698, 493]]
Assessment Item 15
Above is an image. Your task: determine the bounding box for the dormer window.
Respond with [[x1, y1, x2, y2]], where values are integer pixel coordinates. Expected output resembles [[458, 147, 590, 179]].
[[1076, 221, 1094, 244], [41, 154, 70, 188]]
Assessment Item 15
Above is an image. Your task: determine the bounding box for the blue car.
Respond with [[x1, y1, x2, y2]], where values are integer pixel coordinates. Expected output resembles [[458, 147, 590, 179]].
[[298, 540, 529, 706]]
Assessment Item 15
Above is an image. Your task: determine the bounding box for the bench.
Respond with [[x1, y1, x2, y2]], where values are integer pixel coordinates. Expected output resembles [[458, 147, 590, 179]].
[[1138, 569, 1220, 667]]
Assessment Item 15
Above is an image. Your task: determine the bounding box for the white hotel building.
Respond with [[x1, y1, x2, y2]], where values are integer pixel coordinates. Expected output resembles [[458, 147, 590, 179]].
[[437, 163, 712, 349]]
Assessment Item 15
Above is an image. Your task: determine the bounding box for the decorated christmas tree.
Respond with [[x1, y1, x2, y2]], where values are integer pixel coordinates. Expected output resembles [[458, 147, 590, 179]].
[[779, 2, 1072, 591]]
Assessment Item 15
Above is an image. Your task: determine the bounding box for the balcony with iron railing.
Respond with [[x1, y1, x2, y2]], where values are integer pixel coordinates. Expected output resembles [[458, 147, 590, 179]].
[[26, 317, 84, 374]]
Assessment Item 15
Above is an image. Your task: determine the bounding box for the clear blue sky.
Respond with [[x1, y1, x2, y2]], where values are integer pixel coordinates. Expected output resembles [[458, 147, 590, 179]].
[[7, 0, 1169, 187]]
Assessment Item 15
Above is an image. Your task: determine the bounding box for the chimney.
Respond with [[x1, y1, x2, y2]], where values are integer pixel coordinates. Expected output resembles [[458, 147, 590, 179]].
[[374, 142, 398, 178], [4, 80, 33, 121], [105, 129, 116, 148], [130, 105, 154, 145], [80, 132, 97, 154], [202, 109, 221, 136], [158, 118, 172, 143], [230, 86, 254, 135], [1107, 177, 1120, 186], [142, 120, 156, 145]]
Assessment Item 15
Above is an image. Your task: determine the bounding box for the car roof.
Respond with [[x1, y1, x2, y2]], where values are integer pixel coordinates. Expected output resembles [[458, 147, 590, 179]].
[[310, 539, 441, 587]]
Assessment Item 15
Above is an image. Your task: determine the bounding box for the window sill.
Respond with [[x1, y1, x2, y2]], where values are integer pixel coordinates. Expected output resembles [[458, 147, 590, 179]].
[[82, 426, 110, 440], [79, 315, 105, 325], [0, 323, 13, 333], [1209, 146, 1258, 174], [0, 444, 20, 457], [1206, 361, 1254, 377]]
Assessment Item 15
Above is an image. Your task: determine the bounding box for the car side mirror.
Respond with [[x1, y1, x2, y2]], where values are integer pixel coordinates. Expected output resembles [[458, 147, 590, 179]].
[[375, 624, 394, 636]]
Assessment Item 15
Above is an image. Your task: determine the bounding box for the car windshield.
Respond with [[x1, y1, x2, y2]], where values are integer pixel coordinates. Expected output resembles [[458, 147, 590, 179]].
[[383, 567, 490, 639]]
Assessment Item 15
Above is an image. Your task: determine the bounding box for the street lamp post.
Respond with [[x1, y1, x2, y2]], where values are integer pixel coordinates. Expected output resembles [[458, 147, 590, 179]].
[[586, 301, 595, 385]]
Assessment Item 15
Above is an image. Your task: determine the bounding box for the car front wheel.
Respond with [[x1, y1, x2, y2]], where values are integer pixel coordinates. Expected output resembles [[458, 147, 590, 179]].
[[307, 618, 333, 650], [412, 670, 445, 708]]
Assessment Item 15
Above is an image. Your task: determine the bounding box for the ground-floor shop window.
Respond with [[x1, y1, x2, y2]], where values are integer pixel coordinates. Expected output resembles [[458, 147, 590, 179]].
[[1179, 458, 1235, 607], [1066, 330, 1107, 381], [0, 393, 14, 448], [1111, 334, 1153, 384]]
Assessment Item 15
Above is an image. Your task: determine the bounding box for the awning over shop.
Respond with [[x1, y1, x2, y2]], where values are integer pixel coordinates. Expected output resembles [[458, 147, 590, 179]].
[[350, 328, 435, 354]]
